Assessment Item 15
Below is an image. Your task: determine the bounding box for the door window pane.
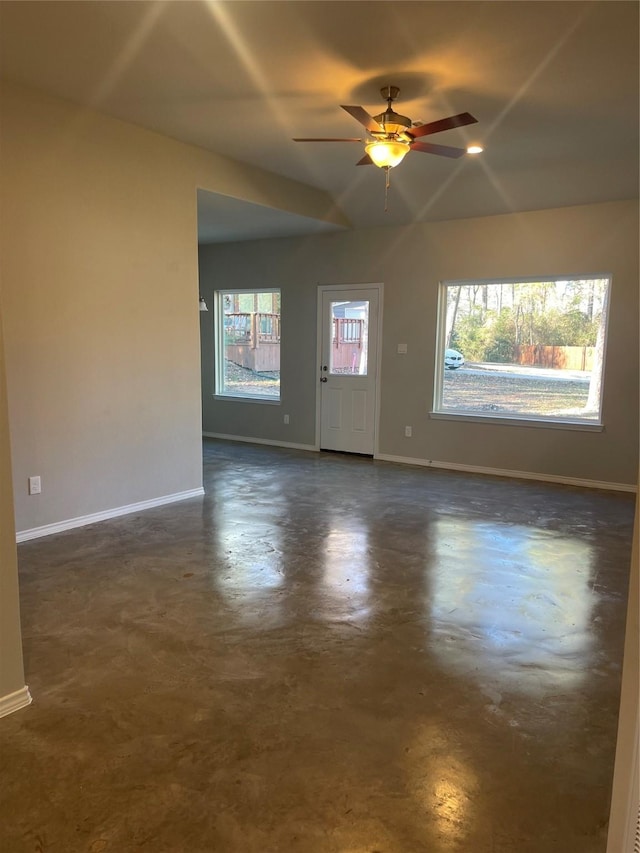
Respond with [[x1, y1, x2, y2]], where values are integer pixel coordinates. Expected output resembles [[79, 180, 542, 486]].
[[329, 300, 369, 375]]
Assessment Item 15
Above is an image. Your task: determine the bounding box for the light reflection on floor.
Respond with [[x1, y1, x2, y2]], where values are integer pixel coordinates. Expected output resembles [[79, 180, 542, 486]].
[[320, 516, 371, 623], [406, 721, 478, 841], [208, 518, 286, 627], [430, 517, 595, 692]]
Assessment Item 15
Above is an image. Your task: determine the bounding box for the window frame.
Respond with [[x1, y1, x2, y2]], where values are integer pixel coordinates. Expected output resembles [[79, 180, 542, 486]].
[[214, 287, 281, 404], [431, 275, 611, 430]]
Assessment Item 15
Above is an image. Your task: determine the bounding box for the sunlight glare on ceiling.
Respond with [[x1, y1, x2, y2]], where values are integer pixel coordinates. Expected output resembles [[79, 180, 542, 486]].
[[88, 2, 164, 109]]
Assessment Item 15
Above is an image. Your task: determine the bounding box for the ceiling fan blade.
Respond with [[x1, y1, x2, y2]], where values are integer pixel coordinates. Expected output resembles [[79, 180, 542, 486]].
[[293, 137, 363, 142], [410, 141, 466, 158], [340, 105, 384, 133], [409, 112, 478, 138], [356, 153, 373, 166]]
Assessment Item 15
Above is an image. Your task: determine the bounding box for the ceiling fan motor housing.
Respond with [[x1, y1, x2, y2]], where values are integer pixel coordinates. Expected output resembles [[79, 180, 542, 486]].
[[373, 86, 411, 136], [372, 109, 411, 136]]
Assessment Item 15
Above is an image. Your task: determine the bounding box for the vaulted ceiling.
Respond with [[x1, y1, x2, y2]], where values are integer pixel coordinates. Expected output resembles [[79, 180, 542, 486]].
[[1, 1, 638, 242]]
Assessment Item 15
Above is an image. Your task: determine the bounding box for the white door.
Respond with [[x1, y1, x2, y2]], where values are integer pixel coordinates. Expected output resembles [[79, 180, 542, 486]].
[[319, 286, 381, 454]]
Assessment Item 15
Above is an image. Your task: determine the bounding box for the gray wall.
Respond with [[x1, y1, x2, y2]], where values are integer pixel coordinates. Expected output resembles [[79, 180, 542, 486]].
[[200, 199, 639, 487]]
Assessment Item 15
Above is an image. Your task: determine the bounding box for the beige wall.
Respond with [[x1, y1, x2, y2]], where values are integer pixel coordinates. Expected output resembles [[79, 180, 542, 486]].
[[0, 82, 203, 532], [0, 296, 26, 700], [0, 81, 342, 535], [200, 200, 639, 487]]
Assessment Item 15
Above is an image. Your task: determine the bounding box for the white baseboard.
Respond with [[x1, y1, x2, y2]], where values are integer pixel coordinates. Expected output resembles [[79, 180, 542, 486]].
[[0, 685, 32, 719], [203, 432, 317, 453], [16, 487, 205, 543], [202, 437, 636, 492], [374, 453, 637, 493]]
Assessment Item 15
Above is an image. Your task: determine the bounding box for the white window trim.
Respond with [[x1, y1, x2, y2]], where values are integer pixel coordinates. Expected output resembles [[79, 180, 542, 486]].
[[433, 275, 611, 428], [429, 411, 604, 432], [212, 394, 281, 405]]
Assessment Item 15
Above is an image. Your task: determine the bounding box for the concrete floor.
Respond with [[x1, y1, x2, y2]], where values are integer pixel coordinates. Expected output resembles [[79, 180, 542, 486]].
[[1, 439, 635, 852]]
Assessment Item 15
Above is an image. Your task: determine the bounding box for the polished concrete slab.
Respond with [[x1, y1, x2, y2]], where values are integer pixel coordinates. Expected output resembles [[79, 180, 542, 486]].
[[1, 439, 635, 852]]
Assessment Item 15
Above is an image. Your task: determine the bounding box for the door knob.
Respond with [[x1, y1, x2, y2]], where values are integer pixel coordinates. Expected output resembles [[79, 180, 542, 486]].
[[320, 377, 328, 383]]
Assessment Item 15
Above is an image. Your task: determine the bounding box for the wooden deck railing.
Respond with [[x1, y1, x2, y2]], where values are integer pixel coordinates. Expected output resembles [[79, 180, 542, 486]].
[[225, 313, 281, 346], [333, 318, 363, 345], [224, 313, 280, 373], [332, 318, 364, 372]]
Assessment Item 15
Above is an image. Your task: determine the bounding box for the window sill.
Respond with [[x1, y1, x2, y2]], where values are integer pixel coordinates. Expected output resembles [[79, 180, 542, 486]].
[[214, 394, 280, 405], [429, 410, 604, 432]]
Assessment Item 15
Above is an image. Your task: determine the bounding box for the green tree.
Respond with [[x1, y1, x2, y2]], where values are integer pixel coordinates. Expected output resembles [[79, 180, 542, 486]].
[[451, 309, 491, 361], [484, 309, 516, 362]]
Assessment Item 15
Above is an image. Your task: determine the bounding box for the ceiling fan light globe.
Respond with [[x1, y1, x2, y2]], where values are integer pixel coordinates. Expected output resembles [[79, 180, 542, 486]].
[[365, 140, 410, 168]]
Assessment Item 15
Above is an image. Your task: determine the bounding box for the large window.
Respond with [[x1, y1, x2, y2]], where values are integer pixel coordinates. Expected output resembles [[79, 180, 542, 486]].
[[434, 277, 610, 425], [215, 289, 281, 401]]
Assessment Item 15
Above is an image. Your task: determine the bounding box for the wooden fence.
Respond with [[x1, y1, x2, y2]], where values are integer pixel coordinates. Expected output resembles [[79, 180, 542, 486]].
[[514, 345, 595, 371]]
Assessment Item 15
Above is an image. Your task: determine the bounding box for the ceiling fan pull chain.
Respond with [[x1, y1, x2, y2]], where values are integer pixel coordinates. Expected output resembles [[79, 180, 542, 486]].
[[384, 166, 390, 212]]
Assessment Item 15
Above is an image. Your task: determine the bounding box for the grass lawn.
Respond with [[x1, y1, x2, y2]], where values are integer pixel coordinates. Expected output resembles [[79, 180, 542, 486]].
[[223, 361, 280, 397], [442, 366, 595, 418]]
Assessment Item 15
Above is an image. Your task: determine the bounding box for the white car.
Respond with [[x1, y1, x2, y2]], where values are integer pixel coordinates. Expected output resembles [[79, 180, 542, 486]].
[[445, 348, 465, 370]]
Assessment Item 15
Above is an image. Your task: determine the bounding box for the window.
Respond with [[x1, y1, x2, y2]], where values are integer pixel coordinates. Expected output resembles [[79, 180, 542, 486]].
[[329, 300, 370, 375], [215, 289, 281, 401], [434, 277, 610, 425]]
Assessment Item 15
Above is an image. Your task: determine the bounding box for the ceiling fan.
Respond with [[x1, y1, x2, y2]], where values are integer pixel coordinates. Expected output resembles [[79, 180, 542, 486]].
[[293, 86, 479, 170]]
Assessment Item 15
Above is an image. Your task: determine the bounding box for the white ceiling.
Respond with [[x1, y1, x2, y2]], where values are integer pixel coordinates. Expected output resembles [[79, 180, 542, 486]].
[[1, 1, 638, 243]]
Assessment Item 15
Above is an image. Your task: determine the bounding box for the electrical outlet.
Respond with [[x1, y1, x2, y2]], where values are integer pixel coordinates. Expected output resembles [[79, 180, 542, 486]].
[[283, 414, 290, 424], [28, 475, 41, 495], [404, 426, 412, 438]]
